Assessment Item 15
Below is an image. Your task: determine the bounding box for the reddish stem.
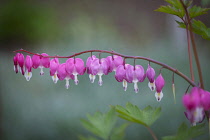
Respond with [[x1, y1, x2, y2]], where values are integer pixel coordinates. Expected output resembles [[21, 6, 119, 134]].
[[186, 26, 195, 82], [180, 0, 204, 89], [14, 49, 196, 87]]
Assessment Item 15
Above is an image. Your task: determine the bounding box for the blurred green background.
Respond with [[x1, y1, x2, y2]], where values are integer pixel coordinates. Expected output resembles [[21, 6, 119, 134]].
[[1, 0, 210, 139]]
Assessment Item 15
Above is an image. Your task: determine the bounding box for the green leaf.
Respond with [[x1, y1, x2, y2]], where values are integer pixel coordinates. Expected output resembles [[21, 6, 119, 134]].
[[114, 102, 161, 127], [78, 136, 99, 140], [110, 123, 129, 140], [155, 0, 186, 18], [189, 5, 210, 19], [81, 108, 117, 140], [162, 123, 206, 140]]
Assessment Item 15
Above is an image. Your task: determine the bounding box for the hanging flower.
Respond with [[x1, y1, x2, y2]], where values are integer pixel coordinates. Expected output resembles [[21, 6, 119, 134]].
[[146, 64, 156, 91], [24, 55, 33, 81], [57, 63, 74, 89], [115, 64, 131, 91], [50, 58, 60, 83], [86, 55, 97, 83], [14, 53, 25, 75], [126, 65, 145, 93], [155, 74, 165, 101], [106, 55, 124, 72], [89, 58, 109, 86], [65, 58, 86, 85], [32, 53, 50, 75]]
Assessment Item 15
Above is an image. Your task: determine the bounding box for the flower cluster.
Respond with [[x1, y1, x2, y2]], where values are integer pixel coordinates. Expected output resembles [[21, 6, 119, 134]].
[[13, 53, 165, 101], [182, 87, 210, 126]]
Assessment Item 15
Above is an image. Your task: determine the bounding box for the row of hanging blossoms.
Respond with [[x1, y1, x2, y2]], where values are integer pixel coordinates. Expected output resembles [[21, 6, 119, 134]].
[[13, 49, 210, 126]]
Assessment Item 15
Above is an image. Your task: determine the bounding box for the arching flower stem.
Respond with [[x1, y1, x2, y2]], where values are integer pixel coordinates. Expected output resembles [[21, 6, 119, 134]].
[[14, 49, 196, 87]]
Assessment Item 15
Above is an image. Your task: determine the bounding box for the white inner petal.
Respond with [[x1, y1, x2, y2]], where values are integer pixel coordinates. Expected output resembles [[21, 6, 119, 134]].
[[39, 66, 44, 75], [155, 91, 163, 102], [98, 74, 103, 86], [65, 78, 70, 89], [133, 81, 139, 93], [52, 73, 58, 84], [148, 81, 156, 91], [89, 74, 96, 83], [24, 70, 32, 81], [123, 79, 127, 91], [73, 73, 79, 85]]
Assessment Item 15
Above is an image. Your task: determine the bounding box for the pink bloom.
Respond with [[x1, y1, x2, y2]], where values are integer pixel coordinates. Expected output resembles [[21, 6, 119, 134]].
[[106, 55, 124, 72], [155, 74, 165, 101], [126, 65, 145, 93], [182, 87, 201, 111], [182, 87, 206, 126], [65, 58, 86, 85], [32, 53, 50, 75], [24, 55, 33, 81], [200, 90, 210, 111], [89, 58, 109, 86], [115, 64, 130, 91], [50, 58, 60, 83], [57, 63, 74, 89], [14, 53, 25, 75], [13, 54, 18, 73], [86, 55, 97, 83], [146, 64, 156, 91]]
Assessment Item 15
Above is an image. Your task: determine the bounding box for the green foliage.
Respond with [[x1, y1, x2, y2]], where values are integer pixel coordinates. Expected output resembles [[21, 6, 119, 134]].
[[114, 102, 161, 127], [189, 5, 210, 19], [80, 108, 128, 140], [162, 123, 206, 140], [155, 0, 192, 18], [176, 19, 210, 40]]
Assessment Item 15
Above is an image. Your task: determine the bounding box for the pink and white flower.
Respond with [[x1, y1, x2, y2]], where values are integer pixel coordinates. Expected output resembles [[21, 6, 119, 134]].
[[89, 58, 109, 86], [155, 74, 165, 101], [146, 64, 156, 91], [57, 63, 74, 89], [32, 53, 50, 75], [182, 87, 206, 126], [24, 55, 33, 81], [126, 65, 146, 93], [65, 58, 86, 85], [115, 64, 131, 91], [86, 55, 97, 83], [106, 55, 124, 72], [50, 58, 60, 83], [13, 53, 25, 75]]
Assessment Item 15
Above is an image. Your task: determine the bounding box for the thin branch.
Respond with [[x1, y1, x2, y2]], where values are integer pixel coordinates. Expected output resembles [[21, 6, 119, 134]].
[[146, 126, 158, 140], [180, 0, 204, 89], [14, 49, 197, 87], [186, 25, 195, 81]]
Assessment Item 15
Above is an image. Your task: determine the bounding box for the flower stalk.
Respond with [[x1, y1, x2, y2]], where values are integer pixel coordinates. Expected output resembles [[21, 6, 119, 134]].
[[180, 0, 204, 89]]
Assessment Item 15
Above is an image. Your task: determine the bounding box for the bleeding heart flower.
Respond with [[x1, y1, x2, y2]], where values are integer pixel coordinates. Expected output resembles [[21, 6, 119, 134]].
[[89, 58, 109, 86], [146, 64, 156, 91], [115, 64, 131, 91], [106, 55, 124, 72], [50, 58, 60, 83], [14, 53, 25, 75], [32, 53, 50, 75], [57, 63, 74, 89], [86, 55, 97, 83], [65, 58, 86, 85], [155, 74, 165, 101], [126, 65, 146, 93], [24, 55, 33, 81]]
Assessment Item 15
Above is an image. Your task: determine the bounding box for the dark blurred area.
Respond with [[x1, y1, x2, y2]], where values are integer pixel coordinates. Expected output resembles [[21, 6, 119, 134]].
[[1, 0, 210, 140]]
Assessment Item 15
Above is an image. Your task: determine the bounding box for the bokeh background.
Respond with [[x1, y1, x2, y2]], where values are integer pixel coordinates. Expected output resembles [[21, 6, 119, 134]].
[[1, 0, 210, 139]]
